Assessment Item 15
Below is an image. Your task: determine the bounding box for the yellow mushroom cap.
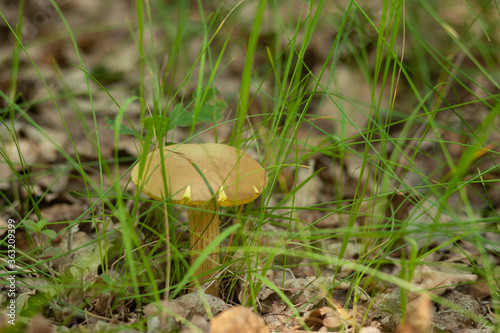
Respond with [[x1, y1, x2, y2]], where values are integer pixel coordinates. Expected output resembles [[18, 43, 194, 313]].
[[131, 143, 267, 207]]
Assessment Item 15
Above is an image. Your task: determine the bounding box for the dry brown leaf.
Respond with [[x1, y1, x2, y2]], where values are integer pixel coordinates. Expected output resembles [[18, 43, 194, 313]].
[[0, 137, 39, 188], [303, 308, 327, 330], [262, 312, 299, 332], [323, 309, 345, 329], [256, 275, 369, 320], [84, 275, 117, 317], [433, 290, 484, 332], [359, 327, 382, 333], [291, 160, 323, 209], [0, 216, 8, 230], [144, 292, 228, 332], [374, 282, 488, 332], [209, 306, 269, 333], [26, 314, 56, 333], [372, 292, 405, 331], [302, 307, 346, 331], [466, 280, 493, 300], [185, 315, 212, 333], [396, 295, 432, 333], [409, 265, 477, 300], [31, 169, 70, 202], [0, 312, 7, 331]]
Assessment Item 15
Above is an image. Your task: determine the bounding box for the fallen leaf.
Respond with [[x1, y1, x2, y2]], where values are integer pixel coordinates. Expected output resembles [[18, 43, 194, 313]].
[[209, 306, 269, 333], [359, 327, 382, 333], [144, 291, 228, 332], [396, 295, 432, 333], [432, 290, 484, 332], [409, 265, 477, 300], [302, 307, 345, 331], [26, 314, 56, 333]]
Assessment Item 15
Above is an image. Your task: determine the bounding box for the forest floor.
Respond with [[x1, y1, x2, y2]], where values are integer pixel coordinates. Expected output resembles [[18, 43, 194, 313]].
[[1, 1, 499, 333]]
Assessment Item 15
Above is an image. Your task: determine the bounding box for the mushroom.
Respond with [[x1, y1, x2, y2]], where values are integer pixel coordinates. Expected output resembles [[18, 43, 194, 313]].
[[131, 143, 267, 295]]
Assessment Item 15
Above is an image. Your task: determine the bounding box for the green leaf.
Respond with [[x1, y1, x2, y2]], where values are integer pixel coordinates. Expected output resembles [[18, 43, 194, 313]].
[[195, 86, 220, 96], [22, 219, 40, 233], [142, 115, 171, 140], [100, 274, 115, 285], [105, 117, 137, 136], [169, 103, 193, 128], [41, 229, 57, 240], [42, 247, 64, 259], [169, 98, 225, 129], [198, 99, 226, 122], [23, 218, 55, 238], [37, 218, 49, 229]]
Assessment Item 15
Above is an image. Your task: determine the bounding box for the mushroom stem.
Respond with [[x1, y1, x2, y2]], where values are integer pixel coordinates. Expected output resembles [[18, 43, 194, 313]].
[[187, 202, 220, 296]]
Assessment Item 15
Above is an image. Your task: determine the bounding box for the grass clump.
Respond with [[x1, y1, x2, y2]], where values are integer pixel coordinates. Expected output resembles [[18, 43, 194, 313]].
[[1, 0, 499, 332]]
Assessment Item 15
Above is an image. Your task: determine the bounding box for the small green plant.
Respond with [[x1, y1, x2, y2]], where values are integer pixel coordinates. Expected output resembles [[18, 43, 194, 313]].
[[105, 86, 226, 144], [22, 218, 57, 245]]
